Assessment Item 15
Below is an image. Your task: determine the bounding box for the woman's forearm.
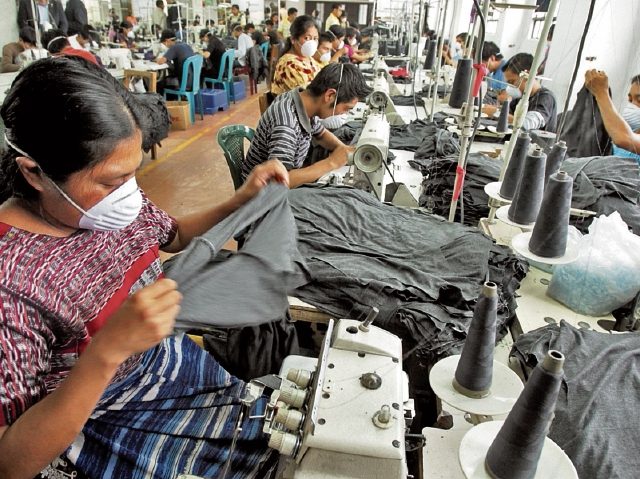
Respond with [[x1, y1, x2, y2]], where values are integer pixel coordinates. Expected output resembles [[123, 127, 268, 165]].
[[0, 338, 122, 479], [594, 91, 640, 151]]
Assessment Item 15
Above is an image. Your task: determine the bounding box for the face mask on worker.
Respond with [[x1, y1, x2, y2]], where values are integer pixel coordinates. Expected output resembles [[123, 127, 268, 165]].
[[6, 136, 143, 231], [349, 38, 357, 46], [300, 39, 318, 58], [506, 85, 522, 99], [127, 30, 135, 39], [337, 40, 345, 50], [320, 51, 331, 63]]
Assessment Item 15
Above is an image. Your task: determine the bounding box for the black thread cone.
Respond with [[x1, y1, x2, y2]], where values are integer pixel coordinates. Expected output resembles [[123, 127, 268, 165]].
[[528, 171, 573, 258], [507, 148, 546, 225], [485, 350, 565, 479], [453, 282, 498, 398], [380, 40, 388, 56], [543, 141, 568, 187], [499, 131, 531, 200], [496, 99, 510, 133], [448, 58, 473, 108], [424, 39, 437, 70]]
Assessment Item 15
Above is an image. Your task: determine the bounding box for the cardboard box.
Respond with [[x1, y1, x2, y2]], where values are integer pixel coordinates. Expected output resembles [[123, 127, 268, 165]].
[[166, 100, 191, 131]]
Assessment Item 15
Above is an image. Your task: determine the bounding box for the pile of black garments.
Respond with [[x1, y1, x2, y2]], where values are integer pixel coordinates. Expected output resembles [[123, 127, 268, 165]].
[[289, 184, 529, 427], [511, 321, 640, 479], [410, 152, 501, 226], [409, 153, 640, 233]]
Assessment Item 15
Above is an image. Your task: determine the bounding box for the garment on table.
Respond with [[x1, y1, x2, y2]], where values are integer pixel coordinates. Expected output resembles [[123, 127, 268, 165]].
[[243, 87, 325, 179], [559, 85, 612, 157], [511, 321, 640, 479], [410, 152, 501, 225], [289, 185, 528, 426], [271, 52, 322, 95], [510, 86, 557, 132], [68, 333, 277, 478]]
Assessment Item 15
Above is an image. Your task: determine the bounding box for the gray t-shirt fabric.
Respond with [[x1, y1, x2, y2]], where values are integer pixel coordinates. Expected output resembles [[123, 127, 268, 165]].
[[511, 321, 640, 479], [165, 183, 309, 331]]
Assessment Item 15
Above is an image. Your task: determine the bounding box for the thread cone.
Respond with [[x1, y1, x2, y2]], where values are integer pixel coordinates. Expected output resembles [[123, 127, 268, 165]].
[[543, 141, 568, 187], [424, 40, 437, 70], [528, 171, 573, 258], [485, 350, 564, 479], [452, 282, 498, 398], [499, 131, 531, 200], [496, 99, 510, 133], [507, 148, 546, 225], [449, 58, 473, 108]]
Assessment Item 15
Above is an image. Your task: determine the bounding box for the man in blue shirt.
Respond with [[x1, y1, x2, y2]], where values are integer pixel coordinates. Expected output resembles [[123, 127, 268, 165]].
[[481, 41, 507, 98], [156, 29, 196, 93]]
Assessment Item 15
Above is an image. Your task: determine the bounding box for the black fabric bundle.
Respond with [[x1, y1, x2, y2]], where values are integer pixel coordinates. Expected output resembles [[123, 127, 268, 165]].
[[511, 321, 640, 479], [410, 152, 502, 225], [409, 153, 640, 233], [289, 184, 528, 427], [559, 86, 612, 158]]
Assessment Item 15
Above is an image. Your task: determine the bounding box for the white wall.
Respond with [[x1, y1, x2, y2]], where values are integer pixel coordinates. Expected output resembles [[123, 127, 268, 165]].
[[544, 0, 640, 113], [1, 0, 19, 49]]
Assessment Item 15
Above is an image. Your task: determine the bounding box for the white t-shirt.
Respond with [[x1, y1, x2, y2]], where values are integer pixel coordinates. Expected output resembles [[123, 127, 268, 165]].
[[235, 32, 254, 66]]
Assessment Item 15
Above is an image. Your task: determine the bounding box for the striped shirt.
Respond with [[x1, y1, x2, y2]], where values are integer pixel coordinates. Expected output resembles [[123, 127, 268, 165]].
[[242, 87, 325, 179]]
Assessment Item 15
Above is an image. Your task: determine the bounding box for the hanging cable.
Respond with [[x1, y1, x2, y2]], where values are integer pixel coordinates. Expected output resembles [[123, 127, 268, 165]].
[[556, 0, 597, 138]]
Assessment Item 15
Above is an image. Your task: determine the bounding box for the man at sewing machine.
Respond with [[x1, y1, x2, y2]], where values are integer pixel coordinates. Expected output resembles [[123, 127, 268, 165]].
[[586, 69, 640, 162], [242, 63, 372, 187], [155, 29, 196, 93], [482, 52, 558, 132], [480, 41, 507, 102]]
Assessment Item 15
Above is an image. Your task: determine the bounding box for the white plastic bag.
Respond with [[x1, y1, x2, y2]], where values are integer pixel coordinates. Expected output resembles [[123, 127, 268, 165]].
[[547, 212, 640, 316]]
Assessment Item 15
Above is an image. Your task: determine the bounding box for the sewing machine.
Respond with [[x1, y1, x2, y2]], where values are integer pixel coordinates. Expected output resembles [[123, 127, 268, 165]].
[[261, 315, 415, 478], [369, 70, 406, 126]]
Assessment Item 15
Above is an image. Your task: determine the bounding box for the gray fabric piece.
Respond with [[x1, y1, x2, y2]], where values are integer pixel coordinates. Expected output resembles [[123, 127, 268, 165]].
[[165, 183, 309, 330], [511, 321, 640, 479], [559, 86, 612, 157]]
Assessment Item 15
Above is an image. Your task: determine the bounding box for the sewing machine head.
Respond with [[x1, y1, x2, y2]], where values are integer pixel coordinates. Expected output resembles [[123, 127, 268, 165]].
[[259, 314, 414, 478]]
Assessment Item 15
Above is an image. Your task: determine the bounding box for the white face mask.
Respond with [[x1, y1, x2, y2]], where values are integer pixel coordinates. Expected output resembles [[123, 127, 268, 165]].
[[127, 30, 135, 39], [506, 84, 522, 99], [320, 51, 331, 63], [52, 176, 143, 231], [301, 39, 318, 58], [338, 40, 345, 50], [6, 135, 142, 231], [349, 38, 357, 46]]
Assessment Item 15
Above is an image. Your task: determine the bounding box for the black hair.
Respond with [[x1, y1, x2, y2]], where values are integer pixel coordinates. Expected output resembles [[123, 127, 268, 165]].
[[287, 7, 298, 15], [456, 32, 468, 41], [502, 52, 533, 73], [41, 29, 69, 54], [231, 4, 239, 9], [284, 15, 317, 53], [265, 19, 274, 27], [332, 3, 343, 10], [18, 26, 36, 45], [233, 25, 243, 33], [156, 0, 164, 7], [251, 31, 264, 45], [306, 63, 372, 103], [199, 28, 211, 39], [319, 32, 334, 44], [0, 56, 161, 203], [345, 27, 357, 39], [481, 41, 502, 62], [329, 25, 345, 39], [244, 23, 255, 32], [631, 74, 640, 85], [120, 20, 133, 30]]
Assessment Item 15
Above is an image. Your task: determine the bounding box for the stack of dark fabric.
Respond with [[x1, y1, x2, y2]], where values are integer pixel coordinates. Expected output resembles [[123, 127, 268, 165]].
[[511, 321, 640, 479], [408, 153, 640, 233], [410, 152, 501, 225], [289, 185, 528, 427]]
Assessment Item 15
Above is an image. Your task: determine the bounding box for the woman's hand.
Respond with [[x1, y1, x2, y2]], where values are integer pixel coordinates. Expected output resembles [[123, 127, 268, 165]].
[[236, 159, 289, 202], [585, 69, 609, 98], [483, 104, 498, 117], [91, 279, 182, 365]]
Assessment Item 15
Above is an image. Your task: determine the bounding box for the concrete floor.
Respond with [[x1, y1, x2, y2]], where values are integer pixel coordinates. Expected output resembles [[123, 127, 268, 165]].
[[138, 89, 262, 221]]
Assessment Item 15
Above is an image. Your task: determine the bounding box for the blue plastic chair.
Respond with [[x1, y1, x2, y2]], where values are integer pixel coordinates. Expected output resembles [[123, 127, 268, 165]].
[[203, 49, 234, 104], [260, 41, 268, 61], [164, 54, 205, 125]]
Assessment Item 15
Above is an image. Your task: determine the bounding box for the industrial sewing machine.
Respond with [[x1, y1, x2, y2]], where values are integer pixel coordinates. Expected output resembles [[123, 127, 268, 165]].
[[261, 314, 416, 478]]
